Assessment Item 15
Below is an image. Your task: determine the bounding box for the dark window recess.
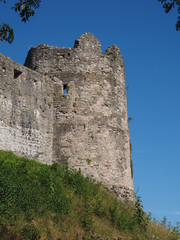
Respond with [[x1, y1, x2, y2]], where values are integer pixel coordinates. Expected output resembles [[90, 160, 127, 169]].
[[74, 40, 79, 48], [14, 69, 22, 79], [63, 84, 68, 95]]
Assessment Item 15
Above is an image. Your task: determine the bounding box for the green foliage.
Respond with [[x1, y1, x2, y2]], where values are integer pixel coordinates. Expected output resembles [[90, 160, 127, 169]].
[[21, 224, 41, 240], [158, 0, 180, 30], [0, 0, 41, 43], [173, 222, 180, 234], [128, 117, 134, 122], [93, 197, 108, 217], [85, 158, 91, 164], [112, 52, 117, 60], [109, 198, 134, 232], [78, 157, 92, 165], [11, 0, 41, 23], [0, 24, 14, 43], [81, 202, 93, 231], [133, 196, 149, 231], [0, 151, 71, 222], [161, 216, 168, 227], [0, 150, 179, 240], [48, 102, 52, 107]]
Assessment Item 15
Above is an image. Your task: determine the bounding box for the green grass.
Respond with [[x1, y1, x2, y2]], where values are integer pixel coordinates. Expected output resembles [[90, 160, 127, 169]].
[[0, 150, 179, 240]]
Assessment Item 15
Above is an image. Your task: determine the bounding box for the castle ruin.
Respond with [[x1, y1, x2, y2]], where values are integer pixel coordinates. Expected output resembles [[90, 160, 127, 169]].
[[0, 33, 135, 200]]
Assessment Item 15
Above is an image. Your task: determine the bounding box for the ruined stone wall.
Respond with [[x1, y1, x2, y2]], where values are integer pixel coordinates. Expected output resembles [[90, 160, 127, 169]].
[[25, 33, 134, 199], [0, 53, 54, 164]]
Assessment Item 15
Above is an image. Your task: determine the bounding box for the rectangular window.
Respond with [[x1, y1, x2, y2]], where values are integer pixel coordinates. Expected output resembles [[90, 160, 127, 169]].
[[63, 84, 68, 95]]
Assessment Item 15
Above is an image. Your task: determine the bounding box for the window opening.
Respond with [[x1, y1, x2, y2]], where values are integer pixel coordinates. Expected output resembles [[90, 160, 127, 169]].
[[63, 84, 68, 95], [14, 69, 22, 79]]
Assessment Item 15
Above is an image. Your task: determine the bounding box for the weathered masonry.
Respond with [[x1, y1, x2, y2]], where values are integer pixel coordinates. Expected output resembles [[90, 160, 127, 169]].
[[0, 33, 135, 200]]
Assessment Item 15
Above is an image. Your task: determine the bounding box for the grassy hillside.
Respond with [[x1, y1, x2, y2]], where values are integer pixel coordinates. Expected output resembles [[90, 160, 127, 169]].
[[0, 150, 179, 240]]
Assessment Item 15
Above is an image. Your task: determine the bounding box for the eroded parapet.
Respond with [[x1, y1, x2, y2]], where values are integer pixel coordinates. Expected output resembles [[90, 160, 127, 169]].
[[74, 32, 102, 54], [24, 33, 124, 79]]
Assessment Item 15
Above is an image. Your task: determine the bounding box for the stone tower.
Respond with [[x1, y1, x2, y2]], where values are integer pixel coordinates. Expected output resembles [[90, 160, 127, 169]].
[[0, 33, 134, 200]]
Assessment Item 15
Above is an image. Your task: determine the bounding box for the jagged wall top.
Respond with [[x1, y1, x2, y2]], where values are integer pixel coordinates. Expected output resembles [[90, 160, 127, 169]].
[[0, 33, 134, 201], [74, 33, 102, 54], [24, 33, 124, 74]]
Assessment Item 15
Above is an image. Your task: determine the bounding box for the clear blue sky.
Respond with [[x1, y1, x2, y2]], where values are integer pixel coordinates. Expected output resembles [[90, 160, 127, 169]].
[[0, 0, 180, 226]]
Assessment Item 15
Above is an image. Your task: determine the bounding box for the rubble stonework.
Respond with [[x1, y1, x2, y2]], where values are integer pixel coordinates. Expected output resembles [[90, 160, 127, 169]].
[[0, 33, 135, 200]]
